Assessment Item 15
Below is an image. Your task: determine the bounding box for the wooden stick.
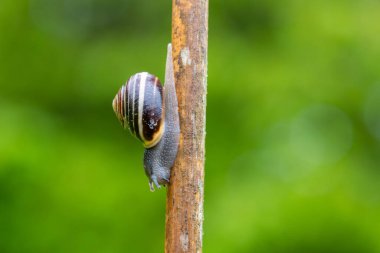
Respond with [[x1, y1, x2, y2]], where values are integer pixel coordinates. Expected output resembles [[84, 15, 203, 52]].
[[165, 0, 208, 252]]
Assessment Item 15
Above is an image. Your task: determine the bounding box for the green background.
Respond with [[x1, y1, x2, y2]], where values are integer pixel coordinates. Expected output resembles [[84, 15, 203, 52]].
[[1, 0, 380, 252]]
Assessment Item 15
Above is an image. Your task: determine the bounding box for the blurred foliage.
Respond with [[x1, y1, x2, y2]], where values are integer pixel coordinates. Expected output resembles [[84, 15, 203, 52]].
[[1, 0, 380, 252]]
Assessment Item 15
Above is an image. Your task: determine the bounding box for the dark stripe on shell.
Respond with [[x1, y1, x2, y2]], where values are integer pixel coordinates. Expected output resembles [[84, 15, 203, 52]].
[[142, 75, 163, 141], [123, 84, 128, 129], [133, 74, 142, 141], [119, 86, 124, 124], [117, 87, 124, 126], [127, 76, 135, 135]]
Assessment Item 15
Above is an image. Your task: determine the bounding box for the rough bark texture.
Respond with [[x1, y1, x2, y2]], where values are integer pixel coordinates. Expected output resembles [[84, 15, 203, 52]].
[[165, 0, 208, 252]]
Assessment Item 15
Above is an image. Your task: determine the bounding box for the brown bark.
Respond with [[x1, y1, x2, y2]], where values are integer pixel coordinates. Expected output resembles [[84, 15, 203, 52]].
[[165, 0, 208, 252]]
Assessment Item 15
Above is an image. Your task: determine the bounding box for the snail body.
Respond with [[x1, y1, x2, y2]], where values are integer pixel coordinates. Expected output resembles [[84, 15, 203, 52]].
[[112, 44, 180, 191]]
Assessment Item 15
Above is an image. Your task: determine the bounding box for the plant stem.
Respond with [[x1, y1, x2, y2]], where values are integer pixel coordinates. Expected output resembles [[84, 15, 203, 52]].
[[165, 0, 208, 252]]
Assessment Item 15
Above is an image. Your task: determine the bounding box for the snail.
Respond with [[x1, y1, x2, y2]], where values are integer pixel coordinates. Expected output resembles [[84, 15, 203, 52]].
[[112, 44, 180, 191]]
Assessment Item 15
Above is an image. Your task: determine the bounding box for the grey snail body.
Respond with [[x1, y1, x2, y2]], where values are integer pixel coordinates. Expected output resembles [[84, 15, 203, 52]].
[[112, 44, 180, 191]]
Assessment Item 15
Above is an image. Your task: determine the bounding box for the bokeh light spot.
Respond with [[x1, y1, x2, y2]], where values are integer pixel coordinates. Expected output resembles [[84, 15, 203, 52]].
[[290, 104, 353, 168], [363, 84, 380, 141]]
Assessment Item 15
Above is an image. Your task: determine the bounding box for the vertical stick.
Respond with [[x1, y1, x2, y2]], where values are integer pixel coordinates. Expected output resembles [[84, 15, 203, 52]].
[[165, 0, 208, 252]]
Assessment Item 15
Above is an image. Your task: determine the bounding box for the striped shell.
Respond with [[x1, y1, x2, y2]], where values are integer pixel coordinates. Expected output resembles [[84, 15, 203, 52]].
[[112, 72, 164, 148]]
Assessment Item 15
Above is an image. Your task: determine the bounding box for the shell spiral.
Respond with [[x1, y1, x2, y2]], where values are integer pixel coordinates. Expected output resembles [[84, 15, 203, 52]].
[[112, 72, 164, 148]]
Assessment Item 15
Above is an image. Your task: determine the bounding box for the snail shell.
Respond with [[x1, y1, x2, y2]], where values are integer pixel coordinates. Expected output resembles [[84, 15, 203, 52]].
[[112, 72, 164, 148]]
